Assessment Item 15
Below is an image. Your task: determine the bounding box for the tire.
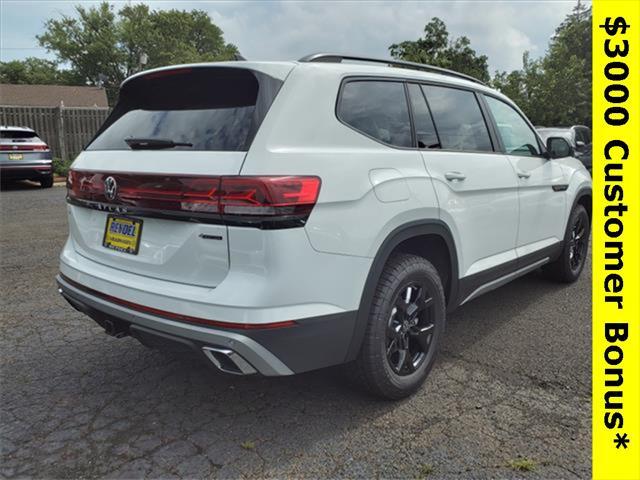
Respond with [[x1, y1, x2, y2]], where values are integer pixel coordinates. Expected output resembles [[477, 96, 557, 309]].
[[543, 204, 590, 283], [349, 253, 446, 399], [40, 175, 54, 188]]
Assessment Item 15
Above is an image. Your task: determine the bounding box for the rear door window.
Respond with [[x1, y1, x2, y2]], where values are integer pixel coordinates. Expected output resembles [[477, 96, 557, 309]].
[[421, 85, 493, 152], [88, 67, 282, 152], [338, 80, 412, 148]]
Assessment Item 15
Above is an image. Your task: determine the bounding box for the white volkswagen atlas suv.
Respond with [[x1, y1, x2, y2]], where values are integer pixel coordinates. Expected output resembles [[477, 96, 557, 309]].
[[57, 54, 592, 399]]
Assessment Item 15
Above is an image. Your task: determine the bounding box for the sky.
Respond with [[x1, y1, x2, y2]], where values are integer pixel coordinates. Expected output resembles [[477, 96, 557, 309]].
[[0, 0, 584, 73]]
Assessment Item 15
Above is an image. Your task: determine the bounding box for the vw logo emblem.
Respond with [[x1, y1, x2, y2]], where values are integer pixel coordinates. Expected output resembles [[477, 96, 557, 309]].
[[104, 176, 118, 201]]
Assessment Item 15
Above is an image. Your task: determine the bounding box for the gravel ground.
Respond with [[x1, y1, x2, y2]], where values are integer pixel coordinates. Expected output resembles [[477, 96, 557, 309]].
[[1, 182, 591, 479]]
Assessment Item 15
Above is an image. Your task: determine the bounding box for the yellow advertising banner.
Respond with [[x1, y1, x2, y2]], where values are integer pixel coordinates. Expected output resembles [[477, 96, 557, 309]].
[[592, 0, 640, 478]]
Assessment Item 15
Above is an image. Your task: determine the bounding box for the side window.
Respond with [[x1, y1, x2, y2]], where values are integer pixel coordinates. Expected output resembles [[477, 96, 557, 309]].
[[484, 96, 541, 157], [407, 84, 440, 149], [421, 85, 493, 152], [338, 81, 412, 148]]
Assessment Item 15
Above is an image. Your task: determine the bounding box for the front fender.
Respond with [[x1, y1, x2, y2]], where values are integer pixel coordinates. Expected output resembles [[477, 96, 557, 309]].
[[563, 165, 593, 230]]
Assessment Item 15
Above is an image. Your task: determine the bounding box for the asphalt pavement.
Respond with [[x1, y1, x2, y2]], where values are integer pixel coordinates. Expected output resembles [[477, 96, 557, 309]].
[[0, 182, 591, 479]]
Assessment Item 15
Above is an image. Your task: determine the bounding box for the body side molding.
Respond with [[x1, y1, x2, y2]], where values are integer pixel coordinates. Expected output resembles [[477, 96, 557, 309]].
[[460, 257, 550, 305], [457, 242, 564, 306]]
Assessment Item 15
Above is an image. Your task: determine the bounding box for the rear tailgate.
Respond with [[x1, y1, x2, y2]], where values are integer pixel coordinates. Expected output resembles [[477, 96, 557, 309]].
[[69, 151, 244, 287], [67, 63, 292, 288]]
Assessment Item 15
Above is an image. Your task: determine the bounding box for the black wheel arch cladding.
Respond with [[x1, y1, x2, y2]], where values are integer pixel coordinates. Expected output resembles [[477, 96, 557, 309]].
[[344, 220, 458, 363]]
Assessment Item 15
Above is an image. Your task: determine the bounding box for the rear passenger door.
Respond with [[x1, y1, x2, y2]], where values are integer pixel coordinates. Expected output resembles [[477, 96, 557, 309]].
[[410, 83, 520, 279], [483, 95, 568, 258]]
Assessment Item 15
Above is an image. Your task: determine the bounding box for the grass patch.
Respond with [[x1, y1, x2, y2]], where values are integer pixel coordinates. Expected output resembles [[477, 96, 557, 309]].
[[240, 440, 255, 450], [418, 463, 435, 477], [507, 458, 536, 472], [52, 158, 73, 177]]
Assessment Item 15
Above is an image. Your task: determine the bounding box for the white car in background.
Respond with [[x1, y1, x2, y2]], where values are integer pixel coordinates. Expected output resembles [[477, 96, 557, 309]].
[[538, 126, 592, 172]]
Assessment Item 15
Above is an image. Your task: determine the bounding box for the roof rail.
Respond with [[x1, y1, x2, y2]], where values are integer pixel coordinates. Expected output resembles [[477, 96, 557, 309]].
[[298, 53, 486, 86]]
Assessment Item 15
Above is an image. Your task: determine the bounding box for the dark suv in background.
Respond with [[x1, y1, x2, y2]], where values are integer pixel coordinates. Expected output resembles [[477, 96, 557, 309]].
[[537, 125, 592, 172]]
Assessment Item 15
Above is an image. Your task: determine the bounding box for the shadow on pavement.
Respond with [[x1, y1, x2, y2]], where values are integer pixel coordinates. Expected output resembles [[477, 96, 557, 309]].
[[0, 180, 43, 191]]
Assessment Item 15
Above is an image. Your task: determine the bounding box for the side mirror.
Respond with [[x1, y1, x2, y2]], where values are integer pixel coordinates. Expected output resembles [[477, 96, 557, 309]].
[[576, 140, 586, 148], [546, 137, 573, 159]]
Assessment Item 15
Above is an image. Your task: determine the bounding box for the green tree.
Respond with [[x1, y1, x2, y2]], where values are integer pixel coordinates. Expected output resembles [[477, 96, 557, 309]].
[[389, 17, 490, 83], [0, 57, 81, 85], [492, 52, 547, 124], [37, 2, 239, 103], [492, 1, 592, 127], [541, 0, 592, 126]]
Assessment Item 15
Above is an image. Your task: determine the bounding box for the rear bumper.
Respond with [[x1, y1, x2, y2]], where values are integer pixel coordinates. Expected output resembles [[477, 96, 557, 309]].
[[0, 161, 52, 180], [56, 274, 357, 376]]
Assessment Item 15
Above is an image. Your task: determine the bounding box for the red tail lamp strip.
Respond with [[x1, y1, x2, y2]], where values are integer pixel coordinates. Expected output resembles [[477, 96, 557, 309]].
[[60, 274, 296, 330], [66, 170, 321, 228], [66, 171, 221, 213], [0, 145, 49, 151]]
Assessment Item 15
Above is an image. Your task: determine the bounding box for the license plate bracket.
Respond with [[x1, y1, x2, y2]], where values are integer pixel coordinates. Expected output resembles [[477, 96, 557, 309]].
[[102, 215, 143, 255]]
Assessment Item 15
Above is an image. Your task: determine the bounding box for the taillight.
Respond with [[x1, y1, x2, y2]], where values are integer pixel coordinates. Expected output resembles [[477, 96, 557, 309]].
[[220, 176, 320, 215], [142, 67, 193, 80], [67, 171, 321, 229], [0, 144, 49, 151]]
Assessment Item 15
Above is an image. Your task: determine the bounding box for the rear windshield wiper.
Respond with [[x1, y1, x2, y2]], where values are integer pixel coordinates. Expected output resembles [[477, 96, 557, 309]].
[[125, 138, 193, 150]]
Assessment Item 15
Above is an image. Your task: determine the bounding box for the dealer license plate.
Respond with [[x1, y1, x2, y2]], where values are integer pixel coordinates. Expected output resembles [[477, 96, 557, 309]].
[[102, 215, 143, 255]]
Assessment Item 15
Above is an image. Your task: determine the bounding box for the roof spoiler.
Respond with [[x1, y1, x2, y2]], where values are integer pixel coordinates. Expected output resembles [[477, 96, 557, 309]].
[[298, 53, 486, 86]]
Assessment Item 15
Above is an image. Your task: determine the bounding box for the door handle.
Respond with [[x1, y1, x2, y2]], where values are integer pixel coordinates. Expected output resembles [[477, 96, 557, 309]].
[[517, 170, 531, 179], [444, 171, 466, 181]]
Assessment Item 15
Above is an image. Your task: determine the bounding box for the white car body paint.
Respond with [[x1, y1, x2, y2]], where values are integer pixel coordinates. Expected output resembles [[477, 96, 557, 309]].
[[58, 58, 592, 377]]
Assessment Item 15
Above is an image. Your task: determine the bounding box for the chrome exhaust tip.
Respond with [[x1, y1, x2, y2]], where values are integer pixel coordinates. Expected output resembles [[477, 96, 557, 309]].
[[202, 347, 257, 375]]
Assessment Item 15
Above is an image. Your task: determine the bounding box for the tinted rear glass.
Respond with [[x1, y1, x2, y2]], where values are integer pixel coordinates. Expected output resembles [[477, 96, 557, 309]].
[[338, 80, 412, 148], [1, 130, 37, 140], [575, 127, 591, 144], [88, 67, 282, 152]]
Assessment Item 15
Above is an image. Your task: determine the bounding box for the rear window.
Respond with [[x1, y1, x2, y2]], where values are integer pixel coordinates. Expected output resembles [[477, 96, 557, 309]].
[[1, 130, 37, 140], [88, 67, 283, 152], [575, 127, 591, 144]]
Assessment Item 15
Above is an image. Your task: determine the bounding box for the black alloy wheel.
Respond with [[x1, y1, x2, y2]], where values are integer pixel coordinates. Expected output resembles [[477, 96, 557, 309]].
[[386, 282, 435, 375], [349, 253, 446, 399], [568, 213, 587, 273], [542, 204, 590, 283]]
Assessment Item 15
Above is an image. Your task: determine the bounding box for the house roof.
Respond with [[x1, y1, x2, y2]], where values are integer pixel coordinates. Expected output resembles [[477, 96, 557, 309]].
[[0, 84, 108, 108]]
